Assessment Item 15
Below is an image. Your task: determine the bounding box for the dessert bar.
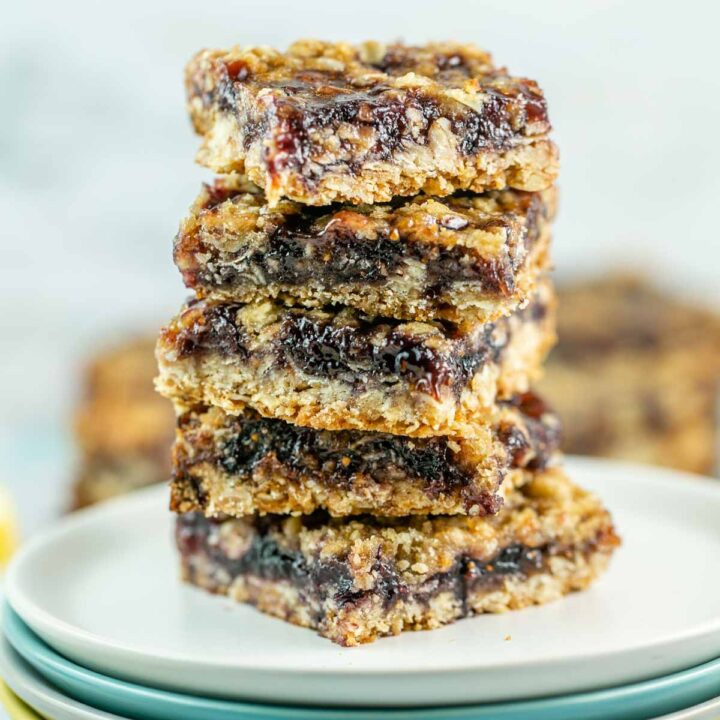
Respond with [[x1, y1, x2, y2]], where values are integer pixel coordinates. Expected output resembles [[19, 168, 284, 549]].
[[176, 467, 619, 645], [186, 41, 558, 206], [170, 392, 561, 517], [156, 281, 556, 436], [175, 175, 554, 324], [540, 275, 720, 475], [73, 338, 174, 508]]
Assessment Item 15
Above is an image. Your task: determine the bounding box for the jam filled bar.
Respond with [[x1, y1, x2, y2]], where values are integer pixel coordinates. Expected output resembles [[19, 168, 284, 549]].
[[540, 275, 720, 475], [186, 40, 558, 206], [170, 392, 561, 518], [176, 467, 619, 646], [175, 175, 554, 325], [155, 281, 556, 437], [73, 338, 174, 509]]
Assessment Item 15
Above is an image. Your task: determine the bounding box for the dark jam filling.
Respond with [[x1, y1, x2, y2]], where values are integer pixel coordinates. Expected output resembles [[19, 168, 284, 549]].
[[176, 512, 402, 614], [175, 393, 559, 514], [187, 216, 534, 297], [497, 392, 562, 470], [177, 512, 553, 616], [450, 545, 546, 615], [170, 301, 515, 396], [220, 416, 470, 484], [450, 87, 534, 156], [172, 303, 249, 359], [178, 185, 545, 298], [279, 315, 499, 398], [209, 57, 548, 179], [260, 86, 445, 179], [179, 412, 501, 513]]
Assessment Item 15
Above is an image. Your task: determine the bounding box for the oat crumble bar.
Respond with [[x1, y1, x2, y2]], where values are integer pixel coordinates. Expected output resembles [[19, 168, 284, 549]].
[[170, 392, 560, 517], [176, 467, 618, 645], [73, 338, 174, 509], [175, 175, 554, 324], [155, 280, 556, 437], [186, 40, 558, 206], [540, 275, 720, 475]]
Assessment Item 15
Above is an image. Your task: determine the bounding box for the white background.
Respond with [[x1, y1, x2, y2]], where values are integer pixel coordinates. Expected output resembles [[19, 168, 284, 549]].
[[1, 0, 720, 533]]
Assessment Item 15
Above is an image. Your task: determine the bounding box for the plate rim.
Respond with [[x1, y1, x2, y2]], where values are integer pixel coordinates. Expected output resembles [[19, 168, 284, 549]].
[[0, 632, 128, 720]]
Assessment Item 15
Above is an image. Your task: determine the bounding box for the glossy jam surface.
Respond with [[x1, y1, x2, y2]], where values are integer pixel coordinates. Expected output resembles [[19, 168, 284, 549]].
[[169, 299, 509, 397]]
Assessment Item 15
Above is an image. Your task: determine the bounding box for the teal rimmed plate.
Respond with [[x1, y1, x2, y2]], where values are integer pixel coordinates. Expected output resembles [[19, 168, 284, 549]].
[[5, 605, 720, 720]]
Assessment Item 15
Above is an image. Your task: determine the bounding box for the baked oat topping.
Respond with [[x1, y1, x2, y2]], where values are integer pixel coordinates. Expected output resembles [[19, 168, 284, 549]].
[[186, 40, 558, 205]]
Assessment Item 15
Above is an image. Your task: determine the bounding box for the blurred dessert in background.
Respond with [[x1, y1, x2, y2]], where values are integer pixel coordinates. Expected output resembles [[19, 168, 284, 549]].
[[71, 338, 174, 509], [540, 275, 720, 476]]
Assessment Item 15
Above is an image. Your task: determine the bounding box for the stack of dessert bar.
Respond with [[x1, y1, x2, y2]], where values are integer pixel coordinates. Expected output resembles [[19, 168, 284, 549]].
[[156, 40, 619, 646]]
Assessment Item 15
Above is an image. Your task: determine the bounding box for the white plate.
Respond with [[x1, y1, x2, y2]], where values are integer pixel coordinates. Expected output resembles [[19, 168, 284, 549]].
[[3, 624, 720, 720], [6, 457, 720, 708], [0, 634, 128, 720]]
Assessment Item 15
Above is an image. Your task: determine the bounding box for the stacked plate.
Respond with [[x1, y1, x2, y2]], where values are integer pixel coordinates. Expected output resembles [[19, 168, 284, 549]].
[[2, 457, 720, 720]]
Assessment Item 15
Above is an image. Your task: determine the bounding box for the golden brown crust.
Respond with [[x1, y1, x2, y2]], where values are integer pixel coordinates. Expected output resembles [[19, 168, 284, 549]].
[[186, 40, 558, 205]]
